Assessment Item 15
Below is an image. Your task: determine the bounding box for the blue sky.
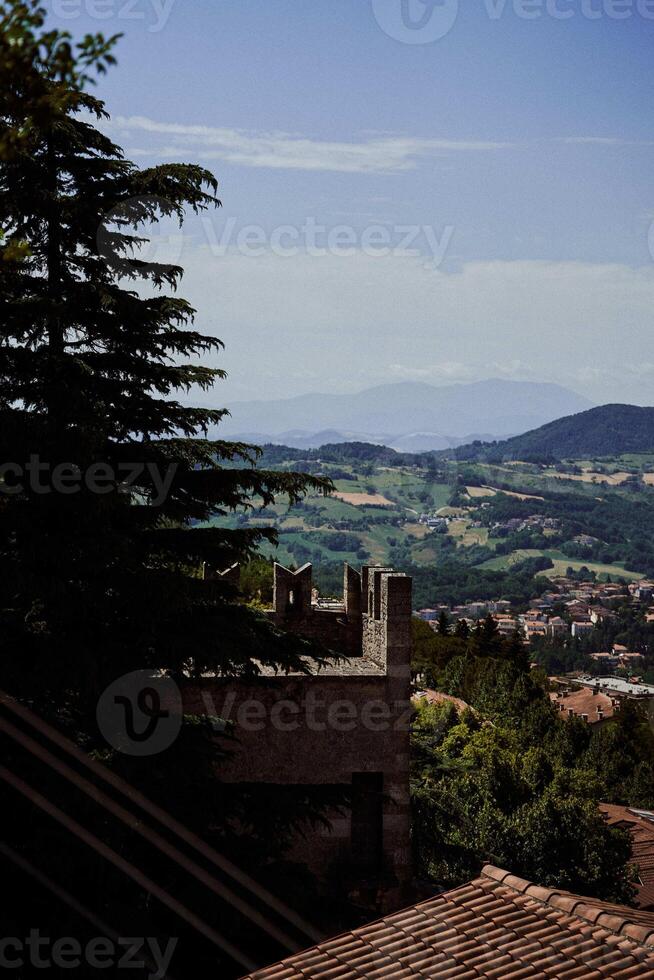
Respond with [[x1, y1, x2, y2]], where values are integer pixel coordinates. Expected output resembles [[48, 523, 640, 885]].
[[56, 0, 654, 404]]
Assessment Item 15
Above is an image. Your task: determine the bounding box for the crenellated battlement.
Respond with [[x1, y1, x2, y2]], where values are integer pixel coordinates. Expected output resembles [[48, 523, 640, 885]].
[[264, 562, 411, 666], [362, 567, 412, 673], [272, 561, 313, 617]]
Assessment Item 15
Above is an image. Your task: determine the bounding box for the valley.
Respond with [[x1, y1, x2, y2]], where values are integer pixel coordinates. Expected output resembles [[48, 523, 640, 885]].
[[208, 438, 654, 605]]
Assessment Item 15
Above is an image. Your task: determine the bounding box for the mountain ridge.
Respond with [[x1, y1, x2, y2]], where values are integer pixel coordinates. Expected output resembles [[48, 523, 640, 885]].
[[447, 404, 654, 461], [216, 379, 593, 450]]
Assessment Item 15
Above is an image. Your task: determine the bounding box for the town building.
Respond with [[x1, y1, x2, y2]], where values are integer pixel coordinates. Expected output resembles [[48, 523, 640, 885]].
[[590, 651, 619, 668], [523, 622, 548, 644], [576, 676, 654, 699], [571, 620, 594, 638], [550, 686, 615, 726], [546, 615, 568, 638], [415, 605, 449, 622], [494, 615, 520, 638], [568, 676, 654, 728]]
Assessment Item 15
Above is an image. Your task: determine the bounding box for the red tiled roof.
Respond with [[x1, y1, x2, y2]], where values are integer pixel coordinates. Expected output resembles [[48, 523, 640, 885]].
[[601, 804, 654, 910], [550, 687, 615, 724], [242, 865, 654, 978], [413, 689, 473, 715]]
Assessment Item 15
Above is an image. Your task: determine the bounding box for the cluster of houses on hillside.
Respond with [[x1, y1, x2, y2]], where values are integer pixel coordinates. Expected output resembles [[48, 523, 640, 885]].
[[417, 575, 654, 731], [550, 674, 654, 727], [491, 513, 561, 536], [417, 576, 654, 653], [417, 510, 562, 537], [589, 644, 645, 669]]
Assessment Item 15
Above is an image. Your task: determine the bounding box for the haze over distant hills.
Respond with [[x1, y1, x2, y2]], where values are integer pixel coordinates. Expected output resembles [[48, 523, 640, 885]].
[[449, 404, 654, 461], [218, 380, 593, 451]]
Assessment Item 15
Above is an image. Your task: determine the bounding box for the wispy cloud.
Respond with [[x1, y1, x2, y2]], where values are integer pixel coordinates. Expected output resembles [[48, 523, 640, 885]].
[[106, 117, 654, 174], [108, 115, 513, 174], [557, 136, 654, 147]]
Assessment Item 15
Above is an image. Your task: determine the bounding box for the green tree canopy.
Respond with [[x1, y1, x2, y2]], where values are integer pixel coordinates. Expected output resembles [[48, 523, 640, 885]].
[[411, 623, 642, 904], [412, 698, 636, 904], [0, 7, 336, 973], [0, 0, 330, 701]]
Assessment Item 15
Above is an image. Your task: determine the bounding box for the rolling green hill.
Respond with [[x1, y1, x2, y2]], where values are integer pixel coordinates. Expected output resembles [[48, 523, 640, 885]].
[[449, 405, 654, 462], [205, 433, 654, 605]]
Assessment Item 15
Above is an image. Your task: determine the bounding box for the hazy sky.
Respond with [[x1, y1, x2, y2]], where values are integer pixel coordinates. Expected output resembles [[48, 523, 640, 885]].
[[59, 0, 654, 404]]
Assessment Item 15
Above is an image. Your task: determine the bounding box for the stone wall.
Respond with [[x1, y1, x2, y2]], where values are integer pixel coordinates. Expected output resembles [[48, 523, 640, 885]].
[[182, 562, 413, 910]]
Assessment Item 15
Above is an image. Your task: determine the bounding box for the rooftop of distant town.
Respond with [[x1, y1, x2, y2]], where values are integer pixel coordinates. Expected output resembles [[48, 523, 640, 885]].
[[577, 676, 654, 697], [550, 686, 615, 724], [413, 689, 474, 716]]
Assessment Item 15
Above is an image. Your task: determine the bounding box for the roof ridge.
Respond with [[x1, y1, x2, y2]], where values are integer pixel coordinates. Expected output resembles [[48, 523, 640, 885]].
[[481, 864, 654, 948]]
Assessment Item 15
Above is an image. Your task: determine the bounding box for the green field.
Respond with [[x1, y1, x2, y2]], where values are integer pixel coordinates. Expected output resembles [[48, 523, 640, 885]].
[[479, 548, 644, 581], [203, 448, 654, 587]]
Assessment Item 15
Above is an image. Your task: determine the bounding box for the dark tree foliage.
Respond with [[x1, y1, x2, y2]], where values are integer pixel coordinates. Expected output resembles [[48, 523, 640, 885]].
[[257, 440, 437, 469], [409, 556, 554, 608], [0, 5, 338, 974], [436, 609, 450, 636], [0, 1, 330, 699]]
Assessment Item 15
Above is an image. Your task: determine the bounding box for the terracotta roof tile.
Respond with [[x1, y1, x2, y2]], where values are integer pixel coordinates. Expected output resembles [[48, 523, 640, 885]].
[[502, 872, 533, 893], [413, 690, 474, 715], [482, 865, 511, 883], [551, 687, 615, 724], [242, 866, 654, 979], [600, 803, 654, 909], [611, 966, 654, 979]]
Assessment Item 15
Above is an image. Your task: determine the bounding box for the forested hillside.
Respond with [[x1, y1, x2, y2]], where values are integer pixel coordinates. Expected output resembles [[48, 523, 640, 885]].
[[450, 405, 654, 462]]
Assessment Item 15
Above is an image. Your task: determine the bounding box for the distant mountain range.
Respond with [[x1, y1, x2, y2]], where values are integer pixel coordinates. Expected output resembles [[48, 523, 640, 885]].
[[218, 380, 593, 451], [449, 404, 654, 461]]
